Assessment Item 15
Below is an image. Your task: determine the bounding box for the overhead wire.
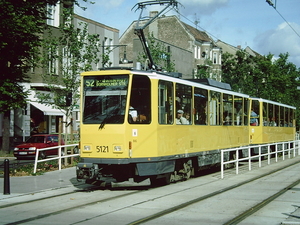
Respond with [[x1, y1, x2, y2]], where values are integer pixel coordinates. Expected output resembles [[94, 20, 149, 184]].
[[273, 7, 300, 39]]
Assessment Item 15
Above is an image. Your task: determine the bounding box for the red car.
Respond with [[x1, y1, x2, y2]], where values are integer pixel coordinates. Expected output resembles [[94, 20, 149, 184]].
[[13, 134, 65, 160]]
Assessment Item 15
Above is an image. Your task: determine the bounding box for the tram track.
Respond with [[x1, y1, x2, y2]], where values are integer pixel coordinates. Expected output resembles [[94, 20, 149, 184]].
[[224, 178, 300, 225], [0, 183, 103, 209], [128, 158, 300, 225], [2, 189, 142, 225], [1, 157, 299, 224]]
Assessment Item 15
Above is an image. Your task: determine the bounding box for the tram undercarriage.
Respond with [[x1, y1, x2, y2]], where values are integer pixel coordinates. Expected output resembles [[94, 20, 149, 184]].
[[76, 150, 229, 186]]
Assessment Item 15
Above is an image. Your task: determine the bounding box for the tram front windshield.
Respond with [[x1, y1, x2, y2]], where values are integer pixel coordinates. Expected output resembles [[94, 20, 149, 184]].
[[82, 75, 129, 124]]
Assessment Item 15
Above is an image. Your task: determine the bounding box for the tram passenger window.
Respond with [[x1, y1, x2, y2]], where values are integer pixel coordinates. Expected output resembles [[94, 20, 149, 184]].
[[263, 102, 268, 126], [176, 84, 192, 125], [290, 108, 295, 127], [244, 98, 249, 125], [268, 104, 275, 126], [283, 107, 289, 127], [128, 75, 151, 124], [223, 94, 233, 125], [234, 97, 243, 126], [280, 106, 284, 127], [250, 100, 259, 126], [209, 91, 221, 125], [194, 88, 208, 125], [158, 80, 173, 124]]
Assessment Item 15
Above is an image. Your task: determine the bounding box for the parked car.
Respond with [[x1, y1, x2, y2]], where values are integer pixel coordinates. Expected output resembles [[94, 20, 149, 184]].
[[14, 134, 65, 160]]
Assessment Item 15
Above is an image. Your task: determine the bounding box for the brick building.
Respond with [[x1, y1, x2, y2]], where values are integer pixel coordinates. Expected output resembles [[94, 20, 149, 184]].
[[120, 12, 222, 80]]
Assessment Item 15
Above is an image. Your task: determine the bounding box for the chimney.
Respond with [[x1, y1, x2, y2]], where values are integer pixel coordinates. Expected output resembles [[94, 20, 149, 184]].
[[237, 45, 241, 49]]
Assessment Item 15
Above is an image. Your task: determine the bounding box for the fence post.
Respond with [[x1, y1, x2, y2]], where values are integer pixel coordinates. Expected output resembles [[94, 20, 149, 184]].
[[248, 146, 251, 171], [221, 150, 224, 179], [236, 149, 239, 175], [258, 145, 262, 168], [268, 144, 271, 165], [3, 159, 10, 195], [33, 149, 39, 174]]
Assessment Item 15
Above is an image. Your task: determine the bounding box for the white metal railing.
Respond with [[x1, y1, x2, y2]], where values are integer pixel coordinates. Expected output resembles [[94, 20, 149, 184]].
[[221, 140, 300, 179], [33, 143, 79, 174]]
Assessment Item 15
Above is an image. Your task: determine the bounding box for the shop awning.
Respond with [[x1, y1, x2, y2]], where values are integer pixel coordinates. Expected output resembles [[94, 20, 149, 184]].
[[30, 102, 65, 116]]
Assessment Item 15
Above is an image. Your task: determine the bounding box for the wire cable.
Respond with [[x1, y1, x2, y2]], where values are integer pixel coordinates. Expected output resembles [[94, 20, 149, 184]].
[[273, 7, 300, 39]]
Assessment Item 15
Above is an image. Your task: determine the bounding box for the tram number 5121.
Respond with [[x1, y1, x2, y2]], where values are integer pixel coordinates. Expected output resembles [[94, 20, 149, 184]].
[[96, 146, 109, 153]]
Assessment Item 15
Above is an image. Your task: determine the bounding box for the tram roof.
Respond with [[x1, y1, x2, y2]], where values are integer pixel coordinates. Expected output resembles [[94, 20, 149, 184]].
[[130, 69, 250, 98], [250, 97, 296, 109], [82, 68, 295, 109]]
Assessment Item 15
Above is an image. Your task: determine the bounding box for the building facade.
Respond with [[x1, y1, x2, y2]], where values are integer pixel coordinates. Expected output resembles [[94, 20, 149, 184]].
[[120, 12, 222, 80], [0, 3, 119, 147]]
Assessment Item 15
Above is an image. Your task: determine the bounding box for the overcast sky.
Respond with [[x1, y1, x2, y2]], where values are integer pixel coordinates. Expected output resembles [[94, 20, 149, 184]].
[[76, 0, 300, 67]]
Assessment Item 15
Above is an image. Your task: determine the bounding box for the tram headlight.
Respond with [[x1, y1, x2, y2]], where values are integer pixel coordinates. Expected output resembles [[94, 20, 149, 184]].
[[113, 145, 122, 152], [83, 145, 91, 151]]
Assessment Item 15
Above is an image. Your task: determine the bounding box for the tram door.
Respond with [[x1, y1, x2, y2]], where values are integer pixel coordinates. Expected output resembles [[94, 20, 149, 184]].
[[158, 80, 173, 124], [209, 91, 221, 125]]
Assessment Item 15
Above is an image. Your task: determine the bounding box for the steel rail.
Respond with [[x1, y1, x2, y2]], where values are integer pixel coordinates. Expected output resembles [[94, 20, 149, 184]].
[[128, 159, 300, 225]]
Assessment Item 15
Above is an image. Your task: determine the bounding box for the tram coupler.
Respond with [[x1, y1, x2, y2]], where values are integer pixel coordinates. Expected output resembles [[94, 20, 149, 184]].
[[76, 162, 98, 180]]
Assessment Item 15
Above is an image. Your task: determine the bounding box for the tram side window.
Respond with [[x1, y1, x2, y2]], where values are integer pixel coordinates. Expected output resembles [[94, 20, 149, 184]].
[[274, 105, 279, 127], [234, 97, 244, 126], [176, 83, 192, 125], [209, 91, 221, 125], [268, 104, 277, 126], [194, 87, 208, 125], [263, 102, 268, 126], [250, 100, 259, 126], [128, 75, 151, 124], [290, 108, 295, 127], [284, 108, 289, 127], [223, 94, 233, 125], [279, 106, 284, 127], [244, 98, 249, 125], [158, 80, 173, 124]]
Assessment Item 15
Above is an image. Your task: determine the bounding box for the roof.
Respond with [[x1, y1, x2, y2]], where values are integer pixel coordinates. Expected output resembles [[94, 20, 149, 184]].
[[181, 22, 212, 43]]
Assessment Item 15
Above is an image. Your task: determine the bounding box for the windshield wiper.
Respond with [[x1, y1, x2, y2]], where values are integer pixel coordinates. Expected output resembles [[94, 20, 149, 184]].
[[98, 106, 120, 130]]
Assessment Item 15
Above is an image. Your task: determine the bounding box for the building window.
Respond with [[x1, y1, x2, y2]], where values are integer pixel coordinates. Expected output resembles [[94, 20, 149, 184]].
[[213, 52, 217, 64], [48, 47, 58, 76], [47, 4, 60, 27]]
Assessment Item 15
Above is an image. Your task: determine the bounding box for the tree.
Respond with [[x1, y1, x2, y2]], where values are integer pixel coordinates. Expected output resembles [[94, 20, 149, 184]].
[[38, 6, 100, 129], [0, 0, 93, 152], [222, 50, 300, 128], [137, 33, 176, 72], [222, 50, 256, 95], [0, 0, 59, 152]]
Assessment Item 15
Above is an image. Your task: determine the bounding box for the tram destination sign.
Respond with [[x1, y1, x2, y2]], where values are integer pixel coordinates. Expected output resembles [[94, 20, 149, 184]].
[[84, 76, 128, 88]]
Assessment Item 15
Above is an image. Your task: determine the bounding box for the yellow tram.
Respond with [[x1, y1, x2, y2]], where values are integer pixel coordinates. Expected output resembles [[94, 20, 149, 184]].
[[76, 68, 296, 185]]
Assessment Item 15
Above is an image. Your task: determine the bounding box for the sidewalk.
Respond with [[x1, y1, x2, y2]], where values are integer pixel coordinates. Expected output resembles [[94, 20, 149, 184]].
[[0, 166, 81, 199]]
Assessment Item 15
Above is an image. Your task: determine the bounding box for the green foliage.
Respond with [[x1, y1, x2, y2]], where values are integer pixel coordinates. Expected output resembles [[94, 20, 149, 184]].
[[222, 50, 300, 127], [0, 0, 54, 113], [195, 59, 213, 79], [8, 158, 79, 176], [137, 33, 176, 72], [38, 7, 101, 117]]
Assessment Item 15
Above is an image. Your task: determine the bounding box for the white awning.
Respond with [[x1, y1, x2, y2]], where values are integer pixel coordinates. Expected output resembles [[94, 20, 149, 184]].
[[30, 102, 65, 116]]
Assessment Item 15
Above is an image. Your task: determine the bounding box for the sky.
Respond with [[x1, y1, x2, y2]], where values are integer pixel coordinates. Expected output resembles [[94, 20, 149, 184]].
[[75, 0, 300, 68]]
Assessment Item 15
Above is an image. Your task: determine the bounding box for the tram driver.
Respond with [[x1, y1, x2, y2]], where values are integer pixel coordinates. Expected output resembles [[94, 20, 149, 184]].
[[129, 106, 138, 122]]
